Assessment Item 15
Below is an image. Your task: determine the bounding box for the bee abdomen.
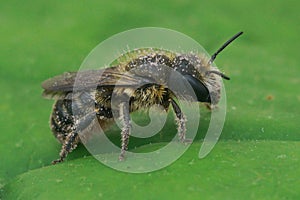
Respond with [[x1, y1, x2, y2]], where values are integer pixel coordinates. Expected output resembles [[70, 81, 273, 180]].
[[50, 99, 75, 143]]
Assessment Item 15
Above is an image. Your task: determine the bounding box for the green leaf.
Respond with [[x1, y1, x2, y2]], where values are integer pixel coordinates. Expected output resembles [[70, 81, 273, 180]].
[[2, 141, 300, 199]]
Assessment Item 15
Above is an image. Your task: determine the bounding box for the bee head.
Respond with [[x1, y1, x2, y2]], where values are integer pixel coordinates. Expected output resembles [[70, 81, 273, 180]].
[[173, 32, 243, 104]]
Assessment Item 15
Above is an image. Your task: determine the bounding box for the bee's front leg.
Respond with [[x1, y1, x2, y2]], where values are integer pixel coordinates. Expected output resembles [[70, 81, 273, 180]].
[[170, 99, 187, 142], [118, 102, 131, 161]]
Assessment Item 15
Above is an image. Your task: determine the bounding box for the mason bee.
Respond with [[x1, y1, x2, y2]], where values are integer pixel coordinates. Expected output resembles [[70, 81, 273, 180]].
[[42, 32, 243, 164]]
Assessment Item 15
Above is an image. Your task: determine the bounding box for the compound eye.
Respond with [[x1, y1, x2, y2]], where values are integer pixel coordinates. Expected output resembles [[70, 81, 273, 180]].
[[183, 75, 211, 103]]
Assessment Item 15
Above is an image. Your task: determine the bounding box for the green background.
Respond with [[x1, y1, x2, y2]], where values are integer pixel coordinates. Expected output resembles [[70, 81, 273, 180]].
[[0, 0, 299, 199]]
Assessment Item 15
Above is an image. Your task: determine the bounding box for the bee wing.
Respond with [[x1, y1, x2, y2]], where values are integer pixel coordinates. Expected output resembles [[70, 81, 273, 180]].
[[42, 67, 156, 99]]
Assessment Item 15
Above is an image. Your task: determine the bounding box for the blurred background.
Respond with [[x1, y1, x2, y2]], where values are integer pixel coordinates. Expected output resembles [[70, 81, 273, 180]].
[[0, 0, 299, 199]]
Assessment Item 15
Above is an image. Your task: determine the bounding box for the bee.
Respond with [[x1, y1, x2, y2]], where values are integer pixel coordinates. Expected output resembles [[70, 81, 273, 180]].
[[42, 32, 243, 164]]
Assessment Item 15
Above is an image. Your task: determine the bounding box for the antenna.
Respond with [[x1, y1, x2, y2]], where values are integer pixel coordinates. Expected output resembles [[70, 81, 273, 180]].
[[209, 31, 243, 64], [206, 70, 230, 80]]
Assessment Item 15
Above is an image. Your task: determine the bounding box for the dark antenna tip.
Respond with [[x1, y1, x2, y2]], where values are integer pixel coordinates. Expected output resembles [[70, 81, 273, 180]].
[[209, 31, 243, 64]]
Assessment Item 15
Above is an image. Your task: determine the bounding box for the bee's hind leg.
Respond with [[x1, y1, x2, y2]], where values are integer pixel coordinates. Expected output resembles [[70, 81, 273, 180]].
[[170, 99, 187, 143], [52, 130, 79, 165], [52, 112, 95, 165], [118, 102, 131, 161]]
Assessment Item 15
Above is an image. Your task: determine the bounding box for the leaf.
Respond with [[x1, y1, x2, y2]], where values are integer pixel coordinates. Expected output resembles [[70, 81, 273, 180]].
[[2, 141, 300, 199]]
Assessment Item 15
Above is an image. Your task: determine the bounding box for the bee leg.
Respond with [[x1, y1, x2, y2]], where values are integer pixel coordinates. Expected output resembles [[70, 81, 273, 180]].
[[52, 112, 95, 165], [119, 102, 131, 161], [52, 130, 79, 165], [170, 99, 187, 143]]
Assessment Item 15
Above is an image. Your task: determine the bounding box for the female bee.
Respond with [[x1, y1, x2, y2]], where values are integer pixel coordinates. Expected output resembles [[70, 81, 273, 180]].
[[42, 32, 243, 164]]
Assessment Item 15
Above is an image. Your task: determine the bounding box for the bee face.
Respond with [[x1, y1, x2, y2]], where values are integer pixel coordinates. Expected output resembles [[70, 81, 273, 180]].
[[42, 32, 243, 164], [171, 53, 221, 103]]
